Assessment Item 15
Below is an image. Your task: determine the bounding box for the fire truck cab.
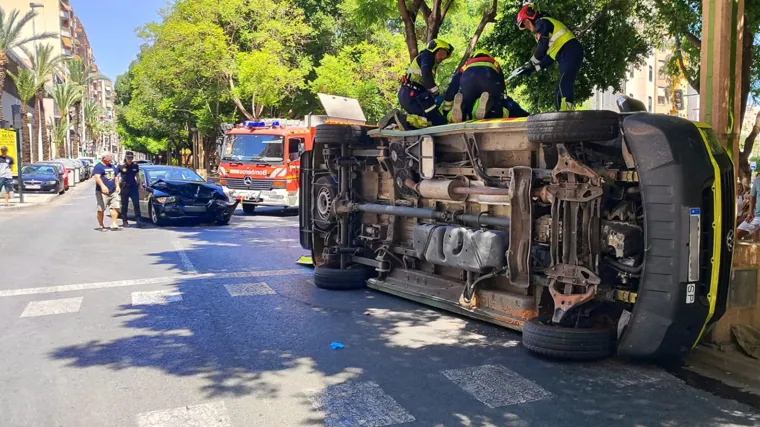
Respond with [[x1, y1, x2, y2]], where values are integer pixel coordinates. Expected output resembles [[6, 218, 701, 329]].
[[218, 120, 312, 213], [214, 94, 366, 214]]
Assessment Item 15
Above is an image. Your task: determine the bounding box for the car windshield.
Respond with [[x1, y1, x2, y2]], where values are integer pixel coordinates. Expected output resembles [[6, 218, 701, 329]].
[[22, 165, 57, 175], [222, 134, 284, 163], [147, 168, 205, 184]]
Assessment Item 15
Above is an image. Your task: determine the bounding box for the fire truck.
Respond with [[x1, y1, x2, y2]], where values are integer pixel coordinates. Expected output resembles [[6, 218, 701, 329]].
[[213, 94, 365, 213]]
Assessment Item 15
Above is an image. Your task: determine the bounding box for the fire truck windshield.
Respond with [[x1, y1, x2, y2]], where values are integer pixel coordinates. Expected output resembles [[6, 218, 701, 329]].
[[223, 134, 284, 163]]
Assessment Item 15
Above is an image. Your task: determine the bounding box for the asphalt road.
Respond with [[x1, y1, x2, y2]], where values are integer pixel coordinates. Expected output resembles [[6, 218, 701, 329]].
[[0, 180, 758, 427]]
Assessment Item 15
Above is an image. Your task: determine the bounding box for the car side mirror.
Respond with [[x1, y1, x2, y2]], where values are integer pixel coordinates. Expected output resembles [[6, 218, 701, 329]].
[[298, 142, 306, 154]]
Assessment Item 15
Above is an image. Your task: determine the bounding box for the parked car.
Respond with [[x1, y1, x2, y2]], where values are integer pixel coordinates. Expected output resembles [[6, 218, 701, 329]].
[[135, 160, 153, 165], [54, 158, 84, 183], [39, 161, 70, 191], [14, 164, 65, 194], [75, 159, 91, 180], [128, 165, 238, 226]]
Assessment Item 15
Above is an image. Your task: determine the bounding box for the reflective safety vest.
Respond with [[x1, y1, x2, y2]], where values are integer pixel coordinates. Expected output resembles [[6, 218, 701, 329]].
[[460, 56, 501, 73], [537, 17, 576, 59], [405, 51, 438, 87]]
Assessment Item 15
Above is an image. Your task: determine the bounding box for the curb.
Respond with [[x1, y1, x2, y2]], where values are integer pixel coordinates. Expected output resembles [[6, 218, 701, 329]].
[[0, 179, 91, 212], [684, 345, 760, 392]]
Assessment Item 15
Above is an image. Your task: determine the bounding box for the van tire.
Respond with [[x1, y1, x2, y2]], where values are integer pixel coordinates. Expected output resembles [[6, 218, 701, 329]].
[[522, 318, 614, 360], [527, 111, 620, 144], [242, 204, 256, 214], [314, 124, 370, 145], [313, 266, 367, 290]]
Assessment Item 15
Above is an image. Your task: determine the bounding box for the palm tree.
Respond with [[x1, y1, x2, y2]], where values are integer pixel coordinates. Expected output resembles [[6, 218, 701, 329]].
[[48, 119, 67, 158], [66, 58, 107, 156], [49, 81, 82, 157], [7, 68, 40, 164], [83, 99, 103, 153], [24, 43, 62, 160], [0, 7, 56, 121]]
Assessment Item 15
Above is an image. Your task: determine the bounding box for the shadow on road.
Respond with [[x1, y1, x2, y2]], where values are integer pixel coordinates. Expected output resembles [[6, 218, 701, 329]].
[[47, 218, 760, 426]]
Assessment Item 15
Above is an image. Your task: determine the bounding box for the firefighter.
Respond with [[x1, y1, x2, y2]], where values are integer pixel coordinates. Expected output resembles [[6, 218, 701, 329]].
[[119, 151, 143, 227], [397, 39, 454, 128], [443, 49, 530, 123], [513, 4, 584, 111]]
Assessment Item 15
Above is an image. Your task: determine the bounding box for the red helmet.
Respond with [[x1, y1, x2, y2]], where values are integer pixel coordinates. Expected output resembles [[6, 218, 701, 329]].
[[516, 5, 538, 29]]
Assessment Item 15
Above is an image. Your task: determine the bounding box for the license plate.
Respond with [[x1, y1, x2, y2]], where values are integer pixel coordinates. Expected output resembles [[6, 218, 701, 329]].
[[25, 185, 40, 189], [246, 191, 260, 201], [183, 206, 207, 213]]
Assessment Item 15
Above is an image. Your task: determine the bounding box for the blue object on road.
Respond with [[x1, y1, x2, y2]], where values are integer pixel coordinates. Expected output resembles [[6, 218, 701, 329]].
[[330, 342, 345, 350]]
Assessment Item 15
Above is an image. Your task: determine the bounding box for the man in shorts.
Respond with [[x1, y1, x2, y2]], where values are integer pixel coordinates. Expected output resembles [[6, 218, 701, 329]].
[[0, 146, 14, 207], [92, 152, 121, 230], [738, 172, 760, 241]]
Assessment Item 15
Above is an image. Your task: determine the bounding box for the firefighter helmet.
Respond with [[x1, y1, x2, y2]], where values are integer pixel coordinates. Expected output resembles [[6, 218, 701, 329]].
[[471, 49, 492, 58], [426, 39, 454, 55], [516, 4, 539, 29]]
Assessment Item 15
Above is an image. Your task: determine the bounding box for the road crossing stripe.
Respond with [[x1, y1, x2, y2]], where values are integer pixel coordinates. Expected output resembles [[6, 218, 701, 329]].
[[0, 269, 309, 298], [136, 401, 232, 427], [172, 240, 198, 274], [442, 364, 553, 408], [20, 297, 83, 318]]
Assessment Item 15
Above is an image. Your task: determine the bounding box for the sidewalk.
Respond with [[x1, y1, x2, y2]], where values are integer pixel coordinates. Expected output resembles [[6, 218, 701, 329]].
[[683, 343, 760, 402], [0, 180, 91, 211]]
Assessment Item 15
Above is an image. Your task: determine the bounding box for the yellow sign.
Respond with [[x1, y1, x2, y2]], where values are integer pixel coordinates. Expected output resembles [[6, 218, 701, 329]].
[[0, 129, 18, 176]]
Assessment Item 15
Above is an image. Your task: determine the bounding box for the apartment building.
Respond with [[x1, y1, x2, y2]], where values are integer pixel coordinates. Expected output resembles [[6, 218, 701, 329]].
[[4, 0, 109, 158], [591, 47, 695, 119]]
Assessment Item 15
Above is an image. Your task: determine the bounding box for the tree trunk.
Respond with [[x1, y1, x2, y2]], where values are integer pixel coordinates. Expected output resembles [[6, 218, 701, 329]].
[[20, 105, 31, 165], [739, 26, 753, 127], [398, 0, 420, 60], [738, 109, 760, 180], [37, 91, 50, 160], [0, 54, 7, 122], [227, 74, 254, 120], [456, 0, 498, 70], [73, 103, 81, 157]]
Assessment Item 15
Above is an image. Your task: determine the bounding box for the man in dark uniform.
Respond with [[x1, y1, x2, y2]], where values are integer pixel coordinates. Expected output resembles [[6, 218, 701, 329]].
[[119, 151, 143, 227], [397, 39, 454, 128], [443, 49, 530, 123], [513, 4, 584, 111]]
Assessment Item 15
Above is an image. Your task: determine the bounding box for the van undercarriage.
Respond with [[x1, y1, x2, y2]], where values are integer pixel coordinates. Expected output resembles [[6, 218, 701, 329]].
[[299, 111, 734, 360]]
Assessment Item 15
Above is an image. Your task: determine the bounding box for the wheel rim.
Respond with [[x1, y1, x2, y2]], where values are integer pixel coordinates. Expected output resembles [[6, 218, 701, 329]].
[[151, 205, 158, 223], [316, 187, 332, 221]]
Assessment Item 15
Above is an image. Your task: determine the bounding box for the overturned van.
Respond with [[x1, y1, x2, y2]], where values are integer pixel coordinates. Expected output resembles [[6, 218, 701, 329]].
[[299, 108, 734, 360]]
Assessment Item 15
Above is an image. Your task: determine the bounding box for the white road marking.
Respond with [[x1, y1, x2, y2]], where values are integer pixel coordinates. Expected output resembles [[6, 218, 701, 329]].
[[136, 401, 232, 427], [132, 290, 183, 306], [566, 360, 669, 387], [172, 240, 198, 274], [308, 381, 415, 427], [0, 269, 308, 298], [442, 364, 552, 408], [21, 297, 83, 318], [224, 282, 276, 297]]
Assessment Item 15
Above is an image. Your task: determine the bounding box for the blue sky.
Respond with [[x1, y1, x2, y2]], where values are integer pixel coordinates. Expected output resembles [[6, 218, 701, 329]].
[[71, 0, 164, 81]]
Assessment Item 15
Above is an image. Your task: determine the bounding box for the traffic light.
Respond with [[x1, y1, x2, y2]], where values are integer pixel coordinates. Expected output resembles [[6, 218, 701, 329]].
[[674, 89, 684, 111]]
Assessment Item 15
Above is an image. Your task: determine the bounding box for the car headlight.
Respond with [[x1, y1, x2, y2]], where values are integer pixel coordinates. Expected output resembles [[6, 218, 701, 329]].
[[155, 196, 176, 203], [48, 180, 58, 184]]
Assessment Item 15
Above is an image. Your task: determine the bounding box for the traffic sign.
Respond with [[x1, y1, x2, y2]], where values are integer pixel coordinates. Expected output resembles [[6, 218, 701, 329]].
[[751, 161, 756, 171]]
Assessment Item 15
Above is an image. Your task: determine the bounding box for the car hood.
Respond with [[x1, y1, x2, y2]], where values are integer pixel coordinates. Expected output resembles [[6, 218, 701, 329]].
[[151, 180, 225, 199], [22, 173, 58, 181]]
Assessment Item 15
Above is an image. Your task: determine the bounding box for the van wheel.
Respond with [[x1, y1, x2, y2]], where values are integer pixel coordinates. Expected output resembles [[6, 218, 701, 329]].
[[313, 266, 367, 290], [314, 124, 370, 145], [242, 204, 256, 214], [522, 318, 614, 360], [527, 111, 620, 144]]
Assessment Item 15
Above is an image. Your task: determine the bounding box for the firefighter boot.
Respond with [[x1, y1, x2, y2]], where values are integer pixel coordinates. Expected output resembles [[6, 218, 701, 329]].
[[475, 92, 490, 120], [560, 97, 574, 112], [451, 93, 464, 123]]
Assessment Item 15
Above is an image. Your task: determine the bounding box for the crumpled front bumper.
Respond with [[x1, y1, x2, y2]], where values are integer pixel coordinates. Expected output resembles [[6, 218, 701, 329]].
[[154, 199, 239, 220]]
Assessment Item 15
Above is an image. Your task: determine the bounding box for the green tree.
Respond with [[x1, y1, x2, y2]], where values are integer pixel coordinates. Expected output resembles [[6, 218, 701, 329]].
[[47, 118, 67, 157], [7, 68, 40, 164], [24, 43, 62, 160], [0, 7, 56, 121], [48, 81, 82, 157], [484, 1, 652, 112]]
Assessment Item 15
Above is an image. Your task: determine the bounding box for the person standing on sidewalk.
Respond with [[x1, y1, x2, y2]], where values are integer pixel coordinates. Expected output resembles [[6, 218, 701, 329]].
[[93, 152, 121, 231], [119, 151, 143, 227], [0, 146, 14, 207]]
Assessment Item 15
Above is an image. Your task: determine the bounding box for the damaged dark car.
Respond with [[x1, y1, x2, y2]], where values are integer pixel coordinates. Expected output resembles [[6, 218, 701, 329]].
[[132, 165, 238, 226]]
